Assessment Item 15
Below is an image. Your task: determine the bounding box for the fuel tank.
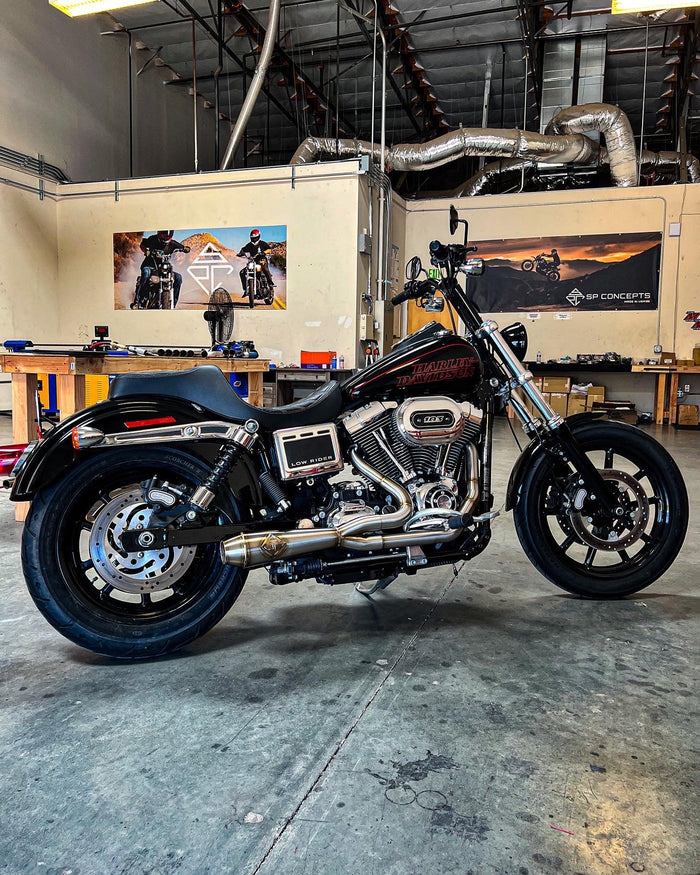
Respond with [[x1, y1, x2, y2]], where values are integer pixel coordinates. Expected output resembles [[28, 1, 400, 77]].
[[343, 323, 483, 403]]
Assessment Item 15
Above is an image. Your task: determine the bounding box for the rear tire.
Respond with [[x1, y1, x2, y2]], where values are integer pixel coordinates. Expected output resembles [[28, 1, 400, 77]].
[[513, 421, 688, 598], [22, 447, 247, 658]]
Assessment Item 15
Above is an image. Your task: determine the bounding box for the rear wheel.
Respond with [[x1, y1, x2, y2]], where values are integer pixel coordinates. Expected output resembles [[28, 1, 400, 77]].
[[22, 447, 247, 658], [513, 421, 688, 597]]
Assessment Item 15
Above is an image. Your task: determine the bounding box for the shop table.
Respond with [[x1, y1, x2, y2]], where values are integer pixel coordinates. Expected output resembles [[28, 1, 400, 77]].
[[0, 352, 269, 520], [631, 364, 700, 425]]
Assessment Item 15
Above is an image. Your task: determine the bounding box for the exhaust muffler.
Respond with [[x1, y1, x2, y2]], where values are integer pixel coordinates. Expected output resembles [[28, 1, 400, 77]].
[[220, 446, 480, 569]]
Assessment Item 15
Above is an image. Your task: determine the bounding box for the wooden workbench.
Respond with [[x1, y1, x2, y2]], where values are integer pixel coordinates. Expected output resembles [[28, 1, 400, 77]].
[[631, 364, 700, 425], [0, 352, 269, 520]]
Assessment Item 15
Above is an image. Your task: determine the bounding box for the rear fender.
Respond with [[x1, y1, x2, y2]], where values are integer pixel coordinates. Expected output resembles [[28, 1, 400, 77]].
[[10, 397, 262, 505], [505, 412, 606, 511]]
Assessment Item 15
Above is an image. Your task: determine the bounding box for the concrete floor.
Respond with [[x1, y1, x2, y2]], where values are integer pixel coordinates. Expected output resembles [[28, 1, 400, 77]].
[[0, 417, 697, 875]]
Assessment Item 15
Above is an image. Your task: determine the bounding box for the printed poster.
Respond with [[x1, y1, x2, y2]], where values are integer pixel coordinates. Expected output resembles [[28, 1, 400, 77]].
[[464, 232, 661, 312], [113, 225, 287, 311]]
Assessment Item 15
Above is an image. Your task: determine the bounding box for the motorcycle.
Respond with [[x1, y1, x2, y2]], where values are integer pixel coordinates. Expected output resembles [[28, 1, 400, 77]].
[[243, 254, 275, 308], [8, 205, 688, 658], [131, 246, 189, 310], [521, 253, 560, 282]]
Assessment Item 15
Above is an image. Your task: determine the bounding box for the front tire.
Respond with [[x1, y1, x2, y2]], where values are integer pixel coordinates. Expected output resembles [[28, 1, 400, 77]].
[[521, 259, 534, 272], [22, 447, 247, 658], [513, 421, 688, 597], [247, 277, 255, 308]]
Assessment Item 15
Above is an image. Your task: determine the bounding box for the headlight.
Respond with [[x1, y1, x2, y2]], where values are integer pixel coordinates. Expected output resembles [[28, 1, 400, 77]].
[[502, 322, 528, 362]]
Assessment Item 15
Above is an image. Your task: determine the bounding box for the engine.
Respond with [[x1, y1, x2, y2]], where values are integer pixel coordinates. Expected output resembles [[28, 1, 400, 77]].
[[341, 397, 483, 513]]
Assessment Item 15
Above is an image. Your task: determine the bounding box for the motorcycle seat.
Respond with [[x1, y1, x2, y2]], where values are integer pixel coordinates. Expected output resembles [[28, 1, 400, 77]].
[[109, 365, 344, 430]]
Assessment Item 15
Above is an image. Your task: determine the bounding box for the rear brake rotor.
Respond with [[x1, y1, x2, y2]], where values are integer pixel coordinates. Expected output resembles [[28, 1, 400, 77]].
[[569, 469, 650, 551], [88, 488, 196, 593]]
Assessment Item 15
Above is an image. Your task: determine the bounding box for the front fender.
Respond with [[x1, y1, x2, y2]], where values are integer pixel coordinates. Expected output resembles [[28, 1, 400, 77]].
[[505, 412, 606, 511], [11, 397, 262, 505]]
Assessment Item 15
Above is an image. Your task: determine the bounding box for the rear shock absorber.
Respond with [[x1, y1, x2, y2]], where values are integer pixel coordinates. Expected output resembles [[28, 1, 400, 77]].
[[190, 420, 259, 512]]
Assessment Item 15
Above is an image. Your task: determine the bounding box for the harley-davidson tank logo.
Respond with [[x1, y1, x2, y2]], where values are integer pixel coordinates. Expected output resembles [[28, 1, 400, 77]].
[[396, 357, 478, 388]]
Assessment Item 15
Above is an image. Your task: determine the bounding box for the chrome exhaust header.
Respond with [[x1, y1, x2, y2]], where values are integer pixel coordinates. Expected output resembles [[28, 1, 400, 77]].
[[220, 446, 481, 569]]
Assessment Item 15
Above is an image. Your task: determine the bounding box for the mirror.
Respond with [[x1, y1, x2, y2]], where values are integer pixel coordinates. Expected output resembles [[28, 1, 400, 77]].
[[449, 204, 469, 245], [449, 205, 459, 236], [406, 255, 422, 281]]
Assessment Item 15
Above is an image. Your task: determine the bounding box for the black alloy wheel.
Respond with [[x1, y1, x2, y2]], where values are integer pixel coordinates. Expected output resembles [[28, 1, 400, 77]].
[[513, 421, 688, 597], [22, 447, 247, 658]]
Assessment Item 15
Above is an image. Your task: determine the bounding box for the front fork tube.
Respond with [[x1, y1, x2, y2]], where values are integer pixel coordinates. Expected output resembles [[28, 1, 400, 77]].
[[476, 320, 619, 516]]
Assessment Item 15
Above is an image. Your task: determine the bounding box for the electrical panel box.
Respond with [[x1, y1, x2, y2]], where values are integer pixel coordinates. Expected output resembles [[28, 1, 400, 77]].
[[358, 234, 372, 255]]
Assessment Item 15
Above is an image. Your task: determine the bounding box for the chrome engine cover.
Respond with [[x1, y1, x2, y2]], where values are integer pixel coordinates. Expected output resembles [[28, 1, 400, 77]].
[[395, 397, 482, 447]]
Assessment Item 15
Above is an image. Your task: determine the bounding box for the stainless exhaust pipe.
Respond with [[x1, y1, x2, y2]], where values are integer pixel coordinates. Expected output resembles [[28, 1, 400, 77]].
[[220, 446, 479, 569]]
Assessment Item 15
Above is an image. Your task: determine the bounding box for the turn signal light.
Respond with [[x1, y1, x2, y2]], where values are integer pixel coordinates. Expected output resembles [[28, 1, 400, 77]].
[[72, 426, 105, 450]]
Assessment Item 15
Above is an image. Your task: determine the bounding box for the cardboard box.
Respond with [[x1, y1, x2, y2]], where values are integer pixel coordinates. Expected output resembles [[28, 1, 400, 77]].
[[677, 404, 699, 426], [567, 394, 587, 415], [587, 386, 606, 404], [660, 351, 677, 366], [300, 350, 336, 369], [542, 376, 571, 394], [549, 392, 569, 417], [694, 347, 700, 365]]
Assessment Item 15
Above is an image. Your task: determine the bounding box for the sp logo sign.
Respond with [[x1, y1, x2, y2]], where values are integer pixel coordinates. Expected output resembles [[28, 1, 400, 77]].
[[683, 311, 700, 330]]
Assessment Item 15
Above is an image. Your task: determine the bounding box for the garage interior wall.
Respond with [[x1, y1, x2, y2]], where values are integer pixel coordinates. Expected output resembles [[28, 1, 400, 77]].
[[0, 0, 217, 182], [1, 162, 365, 372], [402, 185, 700, 407]]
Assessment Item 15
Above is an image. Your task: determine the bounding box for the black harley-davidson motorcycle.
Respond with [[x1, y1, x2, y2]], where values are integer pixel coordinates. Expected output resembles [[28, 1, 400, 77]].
[[243, 254, 275, 308], [521, 253, 560, 282], [10, 207, 688, 658], [131, 246, 189, 310]]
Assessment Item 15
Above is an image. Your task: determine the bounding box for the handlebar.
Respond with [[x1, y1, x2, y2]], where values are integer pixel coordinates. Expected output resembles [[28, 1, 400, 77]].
[[390, 278, 438, 307]]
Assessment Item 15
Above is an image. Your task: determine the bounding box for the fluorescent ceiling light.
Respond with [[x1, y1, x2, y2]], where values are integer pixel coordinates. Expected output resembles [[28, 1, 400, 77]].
[[612, 0, 699, 12], [49, 0, 158, 16]]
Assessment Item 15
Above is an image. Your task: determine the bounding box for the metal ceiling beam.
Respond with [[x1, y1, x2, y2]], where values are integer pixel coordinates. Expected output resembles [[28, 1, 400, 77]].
[[225, 0, 357, 137], [516, 0, 542, 121], [159, 0, 299, 129], [342, 0, 422, 137], [376, 0, 448, 135]]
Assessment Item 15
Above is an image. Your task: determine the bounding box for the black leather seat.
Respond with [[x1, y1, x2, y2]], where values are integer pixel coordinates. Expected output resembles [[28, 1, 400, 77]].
[[109, 365, 344, 429]]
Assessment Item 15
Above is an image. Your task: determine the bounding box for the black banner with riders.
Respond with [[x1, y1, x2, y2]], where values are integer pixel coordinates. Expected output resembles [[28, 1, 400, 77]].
[[464, 231, 661, 312]]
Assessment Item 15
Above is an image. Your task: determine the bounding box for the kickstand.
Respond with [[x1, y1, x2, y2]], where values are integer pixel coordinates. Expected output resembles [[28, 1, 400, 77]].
[[355, 573, 398, 599]]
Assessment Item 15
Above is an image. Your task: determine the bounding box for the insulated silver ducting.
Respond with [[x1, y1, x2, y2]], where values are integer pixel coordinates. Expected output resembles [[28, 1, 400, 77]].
[[220, 0, 281, 171], [640, 150, 700, 183], [545, 103, 637, 187], [457, 147, 700, 196], [290, 127, 598, 171], [455, 158, 536, 197]]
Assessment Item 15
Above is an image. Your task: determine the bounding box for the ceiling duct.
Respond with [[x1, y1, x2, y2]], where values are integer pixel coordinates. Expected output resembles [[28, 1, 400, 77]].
[[290, 127, 599, 171], [545, 102, 637, 186], [457, 147, 700, 196], [291, 105, 697, 191]]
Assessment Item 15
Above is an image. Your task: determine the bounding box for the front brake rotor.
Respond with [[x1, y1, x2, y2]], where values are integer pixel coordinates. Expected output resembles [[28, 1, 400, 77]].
[[568, 469, 650, 551]]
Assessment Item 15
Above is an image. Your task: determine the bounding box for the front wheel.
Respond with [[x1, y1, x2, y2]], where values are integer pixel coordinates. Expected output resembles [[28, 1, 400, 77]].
[[22, 447, 247, 658], [513, 421, 688, 598], [521, 259, 534, 272], [246, 277, 255, 308]]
